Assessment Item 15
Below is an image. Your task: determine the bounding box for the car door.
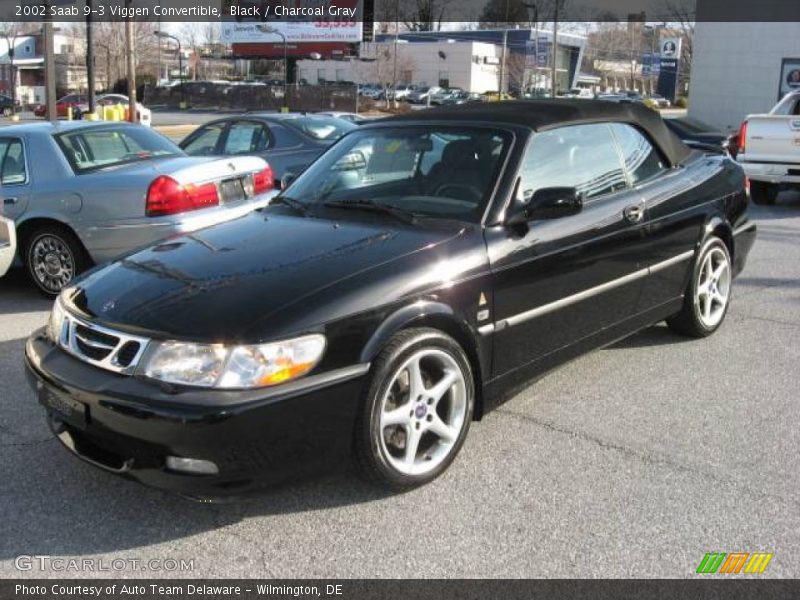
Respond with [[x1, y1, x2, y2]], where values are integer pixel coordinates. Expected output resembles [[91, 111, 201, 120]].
[[485, 123, 651, 378], [0, 136, 32, 221], [608, 123, 704, 310]]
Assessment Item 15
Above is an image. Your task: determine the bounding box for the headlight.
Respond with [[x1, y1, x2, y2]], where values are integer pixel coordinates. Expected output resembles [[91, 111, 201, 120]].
[[47, 296, 67, 343], [141, 334, 326, 389]]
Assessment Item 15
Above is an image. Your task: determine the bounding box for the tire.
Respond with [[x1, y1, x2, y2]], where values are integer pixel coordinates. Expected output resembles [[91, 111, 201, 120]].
[[24, 225, 90, 297], [666, 237, 732, 338], [750, 181, 778, 205], [354, 328, 475, 490]]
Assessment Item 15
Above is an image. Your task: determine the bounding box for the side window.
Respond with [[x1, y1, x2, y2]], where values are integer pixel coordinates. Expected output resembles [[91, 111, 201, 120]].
[[223, 121, 270, 155], [181, 124, 224, 156], [519, 123, 627, 202], [270, 124, 302, 148], [0, 138, 27, 185], [611, 123, 668, 184]]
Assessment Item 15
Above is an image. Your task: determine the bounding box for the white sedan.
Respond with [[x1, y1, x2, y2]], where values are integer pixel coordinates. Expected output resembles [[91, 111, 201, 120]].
[[0, 215, 16, 278]]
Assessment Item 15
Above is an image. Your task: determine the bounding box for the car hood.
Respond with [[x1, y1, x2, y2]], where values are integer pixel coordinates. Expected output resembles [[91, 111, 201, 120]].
[[69, 210, 467, 342]]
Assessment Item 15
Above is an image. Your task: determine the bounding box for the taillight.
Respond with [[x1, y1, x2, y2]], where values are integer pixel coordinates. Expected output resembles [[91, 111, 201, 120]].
[[736, 120, 748, 156], [146, 176, 219, 217], [252, 165, 274, 195]]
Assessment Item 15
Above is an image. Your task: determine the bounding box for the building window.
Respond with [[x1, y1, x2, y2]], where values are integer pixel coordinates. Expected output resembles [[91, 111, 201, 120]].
[[335, 69, 345, 82], [438, 72, 449, 87], [317, 68, 325, 83]]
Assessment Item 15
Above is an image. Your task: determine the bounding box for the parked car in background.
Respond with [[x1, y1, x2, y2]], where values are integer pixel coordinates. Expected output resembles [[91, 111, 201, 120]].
[[0, 122, 275, 295], [663, 116, 731, 154], [733, 90, 800, 205], [25, 100, 755, 498], [387, 84, 415, 101], [483, 91, 514, 102], [317, 111, 367, 124], [407, 86, 441, 104], [440, 91, 484, 105], [0, 215, 16, 277], [430, 87, 464, 105], [33, 94, 88, 119], [180, 113, 356, 185], [0, 94, 20, 117]]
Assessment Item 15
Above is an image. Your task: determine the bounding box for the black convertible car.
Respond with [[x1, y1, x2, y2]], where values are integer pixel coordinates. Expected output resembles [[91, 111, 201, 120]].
[[25, 100, 756, 498]]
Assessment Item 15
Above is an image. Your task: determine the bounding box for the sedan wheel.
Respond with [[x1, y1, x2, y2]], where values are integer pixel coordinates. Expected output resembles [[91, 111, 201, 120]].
[[25, 227, 88, 297], [355, 328, 474, 489], [667, 237, 732, 337]]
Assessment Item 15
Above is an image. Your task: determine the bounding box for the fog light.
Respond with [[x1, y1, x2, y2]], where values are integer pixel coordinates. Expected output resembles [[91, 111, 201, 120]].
[[165, 456, 219, 475]]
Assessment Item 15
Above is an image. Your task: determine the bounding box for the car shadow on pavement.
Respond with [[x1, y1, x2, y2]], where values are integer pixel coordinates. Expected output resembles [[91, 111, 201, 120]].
[[0, 335, 395, 562], [0, 270, 52, 315], [608, 323, 695, 349]]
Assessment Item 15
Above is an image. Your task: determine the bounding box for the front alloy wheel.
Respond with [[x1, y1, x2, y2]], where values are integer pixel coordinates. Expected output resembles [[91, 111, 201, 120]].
[[355, 328, 474, 489]]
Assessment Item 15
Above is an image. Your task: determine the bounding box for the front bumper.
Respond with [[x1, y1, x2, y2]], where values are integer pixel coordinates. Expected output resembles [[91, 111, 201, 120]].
[[732, 220, 757, 277], [24, 329, 367, 500]]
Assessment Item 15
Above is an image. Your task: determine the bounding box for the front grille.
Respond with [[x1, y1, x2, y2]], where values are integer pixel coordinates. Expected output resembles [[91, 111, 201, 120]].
[[59, 312, 151, 375]]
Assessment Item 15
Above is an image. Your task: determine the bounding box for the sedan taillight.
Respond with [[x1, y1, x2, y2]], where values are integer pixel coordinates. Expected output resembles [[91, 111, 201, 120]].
[[252, 165, 274, 195], [736, 120, 748, 156], [146, 175, 219, 217]]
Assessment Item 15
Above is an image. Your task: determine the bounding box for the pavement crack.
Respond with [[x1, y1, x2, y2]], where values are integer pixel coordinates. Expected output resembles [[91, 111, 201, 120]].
[[0, 437, 55, 448], [493, 408, 797, 507], [736, 314, 800, 329]]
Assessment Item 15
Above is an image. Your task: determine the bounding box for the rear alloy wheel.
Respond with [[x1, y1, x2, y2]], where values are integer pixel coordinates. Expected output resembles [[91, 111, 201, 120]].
[[355, 328, 474, 489], [25, 227, 88, 297], [667, 237, 732, 338], [750, 181, 778, 205]]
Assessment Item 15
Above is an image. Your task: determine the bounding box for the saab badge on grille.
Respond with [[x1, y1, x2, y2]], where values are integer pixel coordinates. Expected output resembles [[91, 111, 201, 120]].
[[102, 300, 116, 313]]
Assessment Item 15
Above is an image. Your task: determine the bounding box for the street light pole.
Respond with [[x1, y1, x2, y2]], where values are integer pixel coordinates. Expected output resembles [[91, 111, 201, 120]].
[[258, 26, 288, 111], [1, 30, 18, 115], [551, 0, 559, 96], [524, 3, 539, 96], [86, 0, 96, 117], [154, 30, 185, 108], [43, 3, 57, 123]]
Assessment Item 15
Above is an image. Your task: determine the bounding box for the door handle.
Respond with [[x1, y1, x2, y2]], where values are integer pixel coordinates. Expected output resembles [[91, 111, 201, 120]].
[[3, 197, 18, 205], [623, 203, 645, 224]]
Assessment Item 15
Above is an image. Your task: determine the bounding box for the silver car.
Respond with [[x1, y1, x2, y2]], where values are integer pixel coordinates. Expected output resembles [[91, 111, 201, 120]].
[[1, 122, 275, 295]]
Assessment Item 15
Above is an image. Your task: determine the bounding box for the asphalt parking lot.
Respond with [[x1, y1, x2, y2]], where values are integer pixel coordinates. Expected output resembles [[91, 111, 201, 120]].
[[0, 195, 798, 579]]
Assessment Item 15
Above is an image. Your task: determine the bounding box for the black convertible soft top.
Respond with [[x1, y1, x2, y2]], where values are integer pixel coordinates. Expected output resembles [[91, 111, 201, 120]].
[[382, 99, 692, 167]]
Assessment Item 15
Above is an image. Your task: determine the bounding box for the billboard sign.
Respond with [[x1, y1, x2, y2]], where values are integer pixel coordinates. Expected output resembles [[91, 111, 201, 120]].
[[221, 21, 362, 43], [778, 57, 800, 99], [660, 37, 682, 59]]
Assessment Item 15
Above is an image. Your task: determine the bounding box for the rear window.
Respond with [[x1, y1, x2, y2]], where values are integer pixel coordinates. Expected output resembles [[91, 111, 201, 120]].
[[55, 126, 181, 173], [284, 116, 356, 141]]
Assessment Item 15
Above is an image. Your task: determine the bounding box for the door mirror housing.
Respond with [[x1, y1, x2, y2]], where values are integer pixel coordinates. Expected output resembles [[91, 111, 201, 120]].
[[507, 186, 583, 225], [280, 172, 297, 190]]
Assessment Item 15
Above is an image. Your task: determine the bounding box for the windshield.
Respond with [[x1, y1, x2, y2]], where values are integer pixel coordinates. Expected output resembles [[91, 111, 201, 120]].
[[284, 116, 356, 141], [56, 126, 182, 173], [281, 126, 511, 222]]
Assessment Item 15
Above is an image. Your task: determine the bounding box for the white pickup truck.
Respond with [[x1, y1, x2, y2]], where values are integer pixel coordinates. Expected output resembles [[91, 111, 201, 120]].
[[735, 90, 800, 205]]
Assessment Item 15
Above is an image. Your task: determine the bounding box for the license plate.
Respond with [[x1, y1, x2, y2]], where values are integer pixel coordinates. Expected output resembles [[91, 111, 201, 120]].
[[218, 178, 246, 204], [39, 384, 87, 429]]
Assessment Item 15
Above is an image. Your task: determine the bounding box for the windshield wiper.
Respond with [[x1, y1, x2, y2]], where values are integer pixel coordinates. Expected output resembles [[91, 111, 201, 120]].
[[267, 195, 313, 217], [323, 199, 418, 224]]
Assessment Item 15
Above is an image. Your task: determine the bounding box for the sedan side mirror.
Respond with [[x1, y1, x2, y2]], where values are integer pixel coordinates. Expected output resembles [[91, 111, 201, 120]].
[[507, 186, 583, 225], [280, 172, 297, 190]]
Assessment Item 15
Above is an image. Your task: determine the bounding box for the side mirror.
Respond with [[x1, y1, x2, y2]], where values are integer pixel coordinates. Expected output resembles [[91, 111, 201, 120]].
[[332, 150, 367, 171], [507, 186, 583, 225], [280, 172, 297, 190]]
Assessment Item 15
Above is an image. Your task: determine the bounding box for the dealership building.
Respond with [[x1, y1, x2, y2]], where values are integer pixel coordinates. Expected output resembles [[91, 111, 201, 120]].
[[689, 21, 800, 131], [296, 28, 586, 94]]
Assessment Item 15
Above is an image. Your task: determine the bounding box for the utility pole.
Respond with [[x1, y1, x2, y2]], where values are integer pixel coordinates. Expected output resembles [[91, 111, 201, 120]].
[[392, 0, 398, 109], [43, 2, 57, 123], [125, 0, 137, 122], [86, 0, 96, 117], [524, 3, 539, 95], [499, 0, 510, 96], [551, 0, 559, 96]]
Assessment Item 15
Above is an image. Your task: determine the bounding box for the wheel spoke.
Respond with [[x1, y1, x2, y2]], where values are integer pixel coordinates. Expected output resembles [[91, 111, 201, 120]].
[[381, 405, 410, 428], [703, 294, 713, 321], [712, 290, 727, 307], [712, 261, 727, 281], [406, 358, 425, 400], [403, 425, 421, 466], [427, 369, 458, 405], [697, 279, 711, 297], [428, 416, 457, 443]]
